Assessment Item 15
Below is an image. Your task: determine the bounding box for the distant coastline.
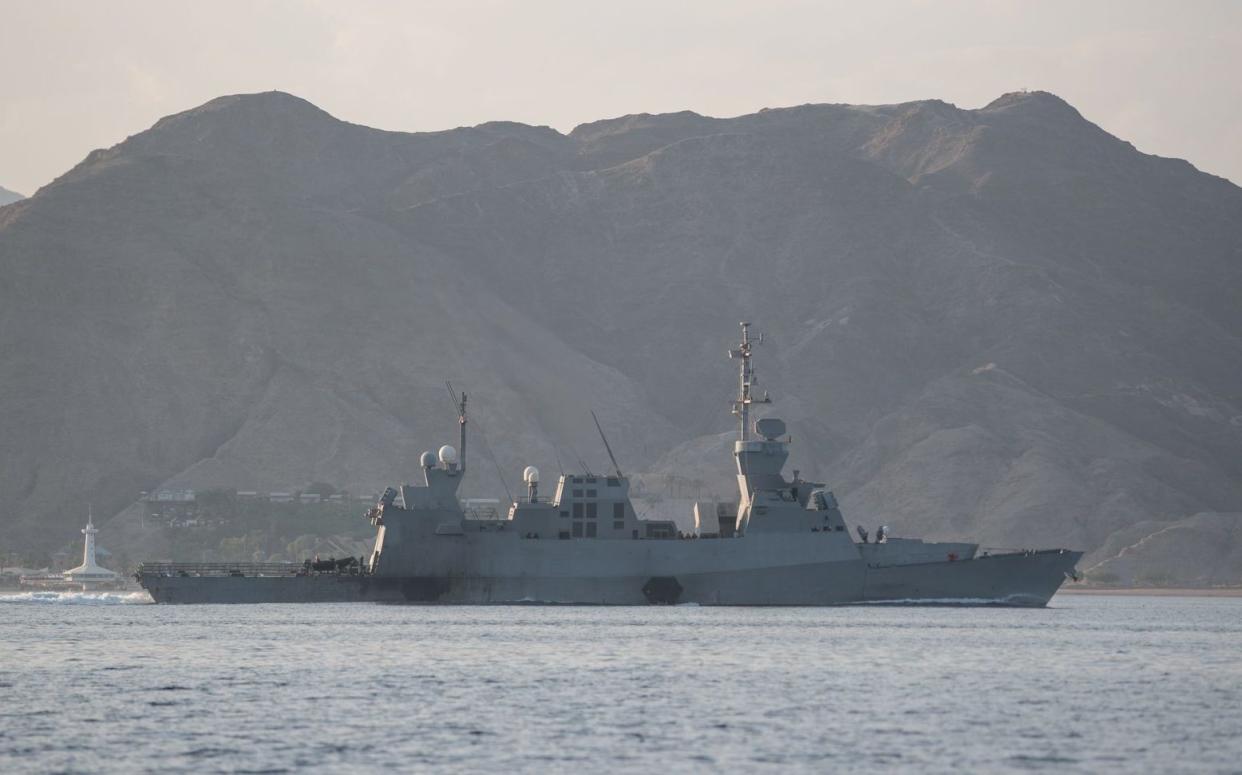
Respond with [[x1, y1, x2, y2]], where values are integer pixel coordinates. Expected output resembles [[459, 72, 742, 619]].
[[1060, 586, 1242, 598]]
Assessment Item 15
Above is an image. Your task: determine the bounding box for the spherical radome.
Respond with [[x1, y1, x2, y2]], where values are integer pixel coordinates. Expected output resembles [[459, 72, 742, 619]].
[[420, 451, 437, 468], [523, 465, 540, 484], [439, 445, 459, 464]]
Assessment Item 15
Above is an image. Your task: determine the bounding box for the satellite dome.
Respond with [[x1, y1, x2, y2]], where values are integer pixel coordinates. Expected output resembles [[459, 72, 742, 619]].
[[523, 465, 540, 484], [438, 445, 459, 465], [420, 451, 437, 468]]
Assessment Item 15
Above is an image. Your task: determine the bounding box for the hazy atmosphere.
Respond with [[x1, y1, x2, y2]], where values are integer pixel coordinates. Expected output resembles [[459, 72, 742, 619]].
[[2, 0, 1240, 196], [4, 3, 1242, 773]]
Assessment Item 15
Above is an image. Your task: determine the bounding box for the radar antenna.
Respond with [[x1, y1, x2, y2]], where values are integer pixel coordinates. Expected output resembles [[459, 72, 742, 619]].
[[728, 321, 770, 441], [591, 410, 624, 479]]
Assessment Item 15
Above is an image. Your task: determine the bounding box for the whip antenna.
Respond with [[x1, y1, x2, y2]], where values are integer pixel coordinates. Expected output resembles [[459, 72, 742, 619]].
[[591, 410, 624, 479], [445, 381, 466, 475], [568, 445, 593, 477]]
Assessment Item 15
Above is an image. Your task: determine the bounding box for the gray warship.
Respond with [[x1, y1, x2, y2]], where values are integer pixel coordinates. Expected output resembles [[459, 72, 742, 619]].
[[137, 323, 1082, 605]]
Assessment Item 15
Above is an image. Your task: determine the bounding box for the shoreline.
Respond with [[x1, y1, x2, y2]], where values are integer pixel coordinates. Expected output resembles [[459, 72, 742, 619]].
[[1058, 586, 1242, 598]]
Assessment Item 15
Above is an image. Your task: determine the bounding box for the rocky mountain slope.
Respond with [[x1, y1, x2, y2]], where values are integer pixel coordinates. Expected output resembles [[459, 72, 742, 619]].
[[1, 91, 1239, 581], [0, 186, 24, 206]]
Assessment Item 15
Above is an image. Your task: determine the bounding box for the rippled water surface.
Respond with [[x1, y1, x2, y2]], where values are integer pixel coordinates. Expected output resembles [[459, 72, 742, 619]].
[[1, 592, 1239, 773]]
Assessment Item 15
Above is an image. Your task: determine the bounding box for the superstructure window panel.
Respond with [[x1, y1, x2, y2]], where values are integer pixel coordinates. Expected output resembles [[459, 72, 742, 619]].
[[585, 503, 597, 519]]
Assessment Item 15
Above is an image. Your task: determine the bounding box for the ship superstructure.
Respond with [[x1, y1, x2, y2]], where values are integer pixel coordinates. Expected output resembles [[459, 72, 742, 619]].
[[138, 323, 1081, 605]]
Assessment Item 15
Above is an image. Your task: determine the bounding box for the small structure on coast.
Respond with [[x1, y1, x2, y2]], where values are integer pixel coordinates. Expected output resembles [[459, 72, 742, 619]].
[[21, 509, 124, 591]]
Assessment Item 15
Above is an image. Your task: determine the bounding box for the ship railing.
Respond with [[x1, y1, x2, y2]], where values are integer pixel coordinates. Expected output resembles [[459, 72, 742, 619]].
[[136, 562, 372, 578], [977, 547, 1069, 557]]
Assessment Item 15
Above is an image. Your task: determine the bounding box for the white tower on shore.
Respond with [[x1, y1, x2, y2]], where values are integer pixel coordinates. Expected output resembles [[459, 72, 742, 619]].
[[62, 507, 118, 585]]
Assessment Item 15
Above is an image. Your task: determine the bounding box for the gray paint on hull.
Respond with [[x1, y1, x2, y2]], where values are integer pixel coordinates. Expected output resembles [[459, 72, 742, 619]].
[[140, 549, 1080, 606], [861, 550, 1081, 606], [139, 574, 406, 604]]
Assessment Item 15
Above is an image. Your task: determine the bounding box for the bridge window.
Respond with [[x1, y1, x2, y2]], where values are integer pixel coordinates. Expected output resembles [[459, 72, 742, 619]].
[[572, 522, 583, 537], [606, 477, 619, 487], [585, 503, 597, 519], [613, 502, 625, 519], [573, 489, 583, 497], [572, 503, 583, 518]]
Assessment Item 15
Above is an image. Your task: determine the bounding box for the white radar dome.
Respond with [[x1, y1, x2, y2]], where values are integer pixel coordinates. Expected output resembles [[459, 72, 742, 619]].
[[438, 445, 459, 465], [420, 451, 437, 468], [523, 465, 540, 484]]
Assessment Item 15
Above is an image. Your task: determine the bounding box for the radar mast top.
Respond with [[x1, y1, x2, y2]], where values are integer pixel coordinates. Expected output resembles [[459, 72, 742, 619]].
[[446, 382, 466, 475], [729, 321, 770, 442]]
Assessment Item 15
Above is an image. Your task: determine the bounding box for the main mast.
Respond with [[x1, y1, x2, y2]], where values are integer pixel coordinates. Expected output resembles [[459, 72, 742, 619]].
[[730, 321, 769, 440], [458, 392, 467, 476]]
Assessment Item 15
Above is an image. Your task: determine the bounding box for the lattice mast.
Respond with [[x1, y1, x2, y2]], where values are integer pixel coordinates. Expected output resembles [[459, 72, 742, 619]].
[[730, 321, 770, 440]]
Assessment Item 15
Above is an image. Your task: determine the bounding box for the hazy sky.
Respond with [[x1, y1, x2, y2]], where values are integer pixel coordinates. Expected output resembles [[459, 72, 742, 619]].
[[2, 0, 1239, 195]]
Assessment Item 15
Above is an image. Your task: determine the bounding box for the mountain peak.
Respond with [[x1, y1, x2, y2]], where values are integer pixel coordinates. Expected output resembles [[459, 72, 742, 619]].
[[569, 110, 712, 142], [146, 91, 339, 136], [980, 90, 1084, 121], [109, 91, 356, 172]]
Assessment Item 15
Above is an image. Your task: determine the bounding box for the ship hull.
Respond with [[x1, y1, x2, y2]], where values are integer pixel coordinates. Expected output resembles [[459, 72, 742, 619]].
[[860, 549, 1081, 606], [138, 549, 1081, 606]]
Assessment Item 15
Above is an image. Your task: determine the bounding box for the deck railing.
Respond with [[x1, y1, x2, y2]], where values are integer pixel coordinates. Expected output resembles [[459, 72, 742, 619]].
[[136, 562, 370, 578]]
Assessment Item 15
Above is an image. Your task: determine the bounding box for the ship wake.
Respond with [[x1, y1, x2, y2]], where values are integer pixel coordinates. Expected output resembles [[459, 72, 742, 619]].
[[850, 595, 1043, 607], [0, 590, 154, 605]]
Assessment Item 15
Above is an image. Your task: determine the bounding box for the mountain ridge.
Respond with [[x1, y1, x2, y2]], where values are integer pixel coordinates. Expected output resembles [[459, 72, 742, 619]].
[[1, 90, 1239, 582]]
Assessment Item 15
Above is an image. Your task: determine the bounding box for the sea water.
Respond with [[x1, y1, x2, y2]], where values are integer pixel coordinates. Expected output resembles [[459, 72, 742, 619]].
[[1, 592, 1239, 773]]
